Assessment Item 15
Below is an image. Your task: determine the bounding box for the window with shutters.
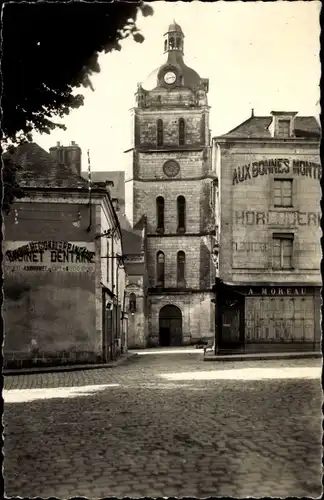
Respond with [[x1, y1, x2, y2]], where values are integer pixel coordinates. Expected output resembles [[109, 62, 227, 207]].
[[177, 251, 186, 287], [272, 233, 294, 269], [177, 196, 186, 232], [156, 251, 165, 287], [156, 196, 165, 233], [157, 119, 164, 146], [179, 118, 185, 146], [273, 179, 293, 207]]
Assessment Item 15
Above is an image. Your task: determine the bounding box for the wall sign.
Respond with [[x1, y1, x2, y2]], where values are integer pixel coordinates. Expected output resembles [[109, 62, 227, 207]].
[[233, 159, 321, 185], [4, 240, 95, 273], [234, 210, 320, 227], [235, 286, 313, 296], [232, 241, 319, 254]]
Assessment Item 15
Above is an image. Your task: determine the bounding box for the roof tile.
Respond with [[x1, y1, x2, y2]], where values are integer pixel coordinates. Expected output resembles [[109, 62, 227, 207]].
[[219, 115, 320, 139], [4, 142, 88, 189]]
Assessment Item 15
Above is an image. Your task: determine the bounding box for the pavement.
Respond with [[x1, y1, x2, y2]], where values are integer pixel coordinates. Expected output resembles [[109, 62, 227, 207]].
[[204, 350, 322, 362], [3, 351, 137, 375], [3, 349, 323, 498]]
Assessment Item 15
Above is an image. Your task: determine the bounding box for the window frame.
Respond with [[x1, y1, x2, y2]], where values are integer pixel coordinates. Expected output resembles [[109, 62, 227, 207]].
[[179, 118, 185, 146], [177, 251, 186, 287], [177, 195, 186, 233], [156, 251, 165, 287], [157, 119, 164, 146], [272, 233, 294, 270], [273, 178, 293, 208], [106, 238, 110, 281], [156, 196, 165, 233], [277, 119, 291, 137], [129, 293, 136, 313]]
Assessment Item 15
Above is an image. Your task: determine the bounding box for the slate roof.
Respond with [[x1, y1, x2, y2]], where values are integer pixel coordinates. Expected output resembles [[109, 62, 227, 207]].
[[4, 142, 89, 189], [219, 115, 321, 139], [83, 171, 125, 204], [124, 262, 145, 275], [119, 213, 144, 256]]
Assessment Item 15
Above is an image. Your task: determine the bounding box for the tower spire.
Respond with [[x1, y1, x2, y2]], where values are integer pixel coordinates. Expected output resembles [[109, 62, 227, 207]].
[[163, 21, 184, 55]]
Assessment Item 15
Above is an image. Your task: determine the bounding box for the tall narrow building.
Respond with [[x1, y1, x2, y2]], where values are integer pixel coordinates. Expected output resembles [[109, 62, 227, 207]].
[[125, 22, 215, 347]]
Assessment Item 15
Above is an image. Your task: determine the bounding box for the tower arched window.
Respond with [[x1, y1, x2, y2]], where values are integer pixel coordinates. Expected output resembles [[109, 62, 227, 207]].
[[164, 39, 167, 52], [157, 119, 164, 146], [156, 196, 165, 233], [177, 251, 186, 287], [169, 37, 175, 49], [177, 196, 186, 233], [156, 251, 165, 287], [176, 37, 181, 49], [129, 293, 136, 314], [179, 118, 185, 146]]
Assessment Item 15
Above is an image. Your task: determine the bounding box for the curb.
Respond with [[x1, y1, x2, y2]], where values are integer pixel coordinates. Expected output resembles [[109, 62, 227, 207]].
[[203, 352, 322, 362], [3, 352, 139, 376]]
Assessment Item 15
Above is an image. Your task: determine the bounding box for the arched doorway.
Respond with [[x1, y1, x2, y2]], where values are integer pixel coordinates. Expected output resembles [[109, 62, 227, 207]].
[[159, 305, 182, 346]]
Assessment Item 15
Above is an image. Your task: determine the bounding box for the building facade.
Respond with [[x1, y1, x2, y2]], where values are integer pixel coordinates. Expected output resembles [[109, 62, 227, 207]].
[[125, 22, 216, 347], [212, 110, 321, 352], [3, 142, 127, 367]]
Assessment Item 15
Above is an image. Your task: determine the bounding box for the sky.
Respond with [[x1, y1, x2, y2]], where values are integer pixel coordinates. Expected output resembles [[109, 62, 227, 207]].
[[33, 0, 321, 174]]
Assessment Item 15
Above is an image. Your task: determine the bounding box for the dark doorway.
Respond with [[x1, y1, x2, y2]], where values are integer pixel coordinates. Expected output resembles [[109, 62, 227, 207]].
[[159, 305, 182, 346], [219, 289, 245, 351], [102, 289, 113, 362]]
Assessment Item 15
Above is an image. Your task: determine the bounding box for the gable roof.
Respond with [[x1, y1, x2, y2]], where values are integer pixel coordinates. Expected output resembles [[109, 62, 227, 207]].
[[83, 171, 125, 203], [218, 115, 321, 140], [4, 142, 89, 189]]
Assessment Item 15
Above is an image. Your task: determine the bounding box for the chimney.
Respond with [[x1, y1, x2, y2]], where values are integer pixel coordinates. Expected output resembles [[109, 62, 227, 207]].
[[251, 108, 254, 117], [49, 141, 82, 176]]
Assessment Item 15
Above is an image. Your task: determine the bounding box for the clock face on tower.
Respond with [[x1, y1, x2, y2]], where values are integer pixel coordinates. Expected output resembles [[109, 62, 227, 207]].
[[164, 71, 176, 84]]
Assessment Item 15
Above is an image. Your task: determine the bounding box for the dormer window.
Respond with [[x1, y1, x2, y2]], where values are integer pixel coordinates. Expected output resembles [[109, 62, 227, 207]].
[[278, 119, 290, 137], [271, 111, 297, 138]]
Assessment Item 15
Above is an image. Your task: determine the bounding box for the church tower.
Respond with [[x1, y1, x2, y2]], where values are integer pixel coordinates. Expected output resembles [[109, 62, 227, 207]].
[[125, 22, 215, 347]]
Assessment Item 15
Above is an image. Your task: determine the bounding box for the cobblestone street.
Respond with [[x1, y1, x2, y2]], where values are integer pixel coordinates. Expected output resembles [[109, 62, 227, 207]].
[[4, 351, 323, 498]]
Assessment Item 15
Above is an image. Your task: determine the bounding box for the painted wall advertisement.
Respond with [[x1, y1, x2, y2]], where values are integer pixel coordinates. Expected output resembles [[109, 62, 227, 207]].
[[4, 241, 96, 273]]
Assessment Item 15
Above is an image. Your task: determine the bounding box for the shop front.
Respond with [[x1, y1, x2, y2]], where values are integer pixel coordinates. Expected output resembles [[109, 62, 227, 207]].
[[214, 282, 320, 353]]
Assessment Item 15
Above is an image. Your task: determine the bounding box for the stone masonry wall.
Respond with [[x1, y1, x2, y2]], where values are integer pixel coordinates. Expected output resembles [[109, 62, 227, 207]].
[[148, 292, 214, 346]]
